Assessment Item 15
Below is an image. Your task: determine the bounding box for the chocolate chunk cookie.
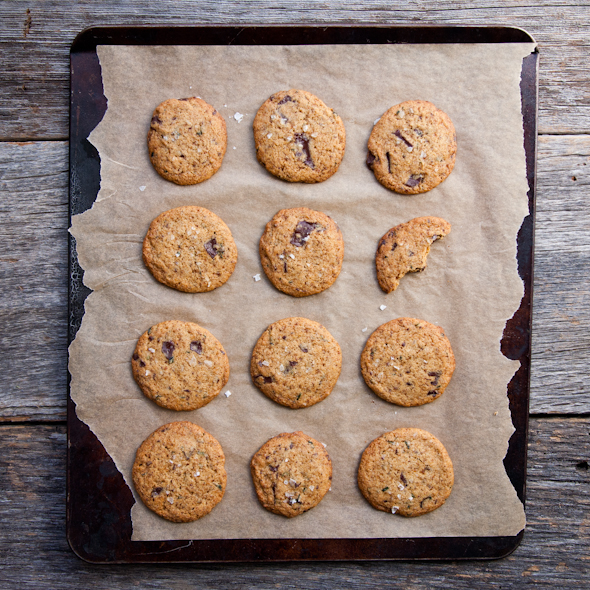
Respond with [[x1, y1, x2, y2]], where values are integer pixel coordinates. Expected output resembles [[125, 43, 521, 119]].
[[360, 318, 455, 406], [132, 421, 227, 522], [376, 216, 451, 293], [250, 431, 332, 518], [259, 207, 344, 297], [367, 100, 456, 194], [143, 206, 238, 293], [251, 317, 342, 408], [132, 320, 229, 411], [147, 97, 227, 185], [358, 428, 454, 517], [253, 89, 346, 183]]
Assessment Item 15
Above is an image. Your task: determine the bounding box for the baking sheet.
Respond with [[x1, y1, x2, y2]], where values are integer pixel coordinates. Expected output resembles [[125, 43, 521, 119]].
[[69, 40, 534, 544]]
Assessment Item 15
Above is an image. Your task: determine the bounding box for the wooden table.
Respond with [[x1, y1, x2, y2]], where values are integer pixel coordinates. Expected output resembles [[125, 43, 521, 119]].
[[1, 2, 588, 587]]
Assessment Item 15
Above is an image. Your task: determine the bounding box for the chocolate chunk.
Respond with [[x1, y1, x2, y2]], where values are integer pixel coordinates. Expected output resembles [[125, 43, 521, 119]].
[[428, 371, 442, 386], [269, 465, 278, 472], [405, 174, 424, 187], [132, 352, 139, 361], [294, 133, 314, 169], [204, 238, 218, 258], [366, 152, 377, 169], [289, 360, 298, 367], [299, 345, 309, 353], [400, 472, 407, 486], [386, 152, 392, 174], [139, 360, 146, 368], [151, 487, 163, 497], [278, 95, 293, 105], [427, 390, 438, 396], [151, 116, 162, 125], [255, 375, 273, 384], [190, 341, 203, 355], [394, 130, 413, 148], [162, 341, 175, 360], [392, 242, 398, 251], [290, 220, 321, 247]]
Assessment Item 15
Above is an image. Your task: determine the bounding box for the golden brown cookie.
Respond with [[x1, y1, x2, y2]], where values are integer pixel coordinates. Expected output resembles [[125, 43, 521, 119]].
[[360, 318, 455, 406], [376, 216, 451, 293], [250, 431, 332, 518], [132, 421, 227, 522], [253, 89, 346, 183], [132, 320, 229, 411], [142, 206, 238, 293], [259, 207, 344, 297], [250, 317, 342, 408], [358, 428, 454, 517], [367, 100, 456, 194], [147, 97, 227, 185]]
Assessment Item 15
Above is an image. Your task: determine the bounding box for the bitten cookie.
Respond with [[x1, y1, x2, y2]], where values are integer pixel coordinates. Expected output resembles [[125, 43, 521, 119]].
[[250, 317, 342, 408], [259, 207, 344, 297], [132, 421, 227, 522], [367, 100, 456, 194], [147, 97, 227, 185], [132, 320, 229, 411], [358, 428, 453, 516], [376, 216, 451, 293], [360, 318, 455, 406], [143, 206, 238, 293], [250, 431, 332, 518], [253, 89, 346, 183]]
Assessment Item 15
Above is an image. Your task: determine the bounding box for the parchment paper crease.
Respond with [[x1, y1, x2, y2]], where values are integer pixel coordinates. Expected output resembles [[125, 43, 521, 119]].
[[69, 42, 534, 541]]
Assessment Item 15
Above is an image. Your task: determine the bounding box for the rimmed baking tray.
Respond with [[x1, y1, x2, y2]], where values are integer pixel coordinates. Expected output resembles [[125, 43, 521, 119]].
[[67, 25, 537, 562]]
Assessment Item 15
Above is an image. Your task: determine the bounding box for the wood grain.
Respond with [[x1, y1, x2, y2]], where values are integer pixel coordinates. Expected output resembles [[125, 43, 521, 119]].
[[1, 1, 590, 139], [0, 135, 588, 419], [0, 419, 587, 587]]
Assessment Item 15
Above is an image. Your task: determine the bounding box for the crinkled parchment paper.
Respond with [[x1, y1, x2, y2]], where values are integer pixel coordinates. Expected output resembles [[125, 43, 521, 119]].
[[69, 42, 534, 541]]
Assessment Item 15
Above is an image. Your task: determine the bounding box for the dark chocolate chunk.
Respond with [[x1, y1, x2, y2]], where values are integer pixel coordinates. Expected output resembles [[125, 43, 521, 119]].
[[428, 371, 442, 386], [269, 465, 278, 472], [132, 352, 139, 361], [278, 95, 293, 105], [386, 152, 392, 174], [366, 152, 377, 169], [204, 238, 218, 258], [162, 341, 175, 360], [294, 133, 314, 168], [151, 116, 162, 125], [299, 345, 309, 353], [190, 341, 203, 355], [290, 220, 321, 247], [405, 174, 424, 187], [394, 129, 413, 148], [289, 360, 298, 367], [400, 472, 407, 486]]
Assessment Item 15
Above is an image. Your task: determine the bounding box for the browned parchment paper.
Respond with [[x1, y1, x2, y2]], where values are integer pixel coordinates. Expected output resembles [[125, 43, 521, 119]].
[[69, 42, 534, 541]]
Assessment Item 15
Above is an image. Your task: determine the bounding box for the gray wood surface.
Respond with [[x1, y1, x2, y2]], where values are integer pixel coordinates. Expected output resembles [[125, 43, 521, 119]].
[[1, 1, 589, 586], [1, 1, 590, 139], [0, 419, 588, 587]]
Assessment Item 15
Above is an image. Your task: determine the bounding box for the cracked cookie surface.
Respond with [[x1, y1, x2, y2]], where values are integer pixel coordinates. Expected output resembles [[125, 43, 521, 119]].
[[360, 317, 455, 406], [358, 428, 454, 517], [259, 207, 344, 297], [143, 206, 237, 293], [253, 89, 346, 183], [147, 97, 227, 185], [367, 100, 456, 194], [251, 317, 342, 408], [132, 320, 229, 411], [132, 421, 227, 522], [376, 216, 451, 293], [250, 431, 332, 518]]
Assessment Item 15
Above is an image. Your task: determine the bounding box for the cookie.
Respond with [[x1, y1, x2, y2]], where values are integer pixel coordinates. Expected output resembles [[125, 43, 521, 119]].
[[132, 320, 229, 411], [147, 97, 227, 185], [367, 100, 456, 194], [253, 89, 346, 183], [259, 207, 344, 297], [376, 216, 451, 293], [358, 428, 453, 517], [132, 421, 227, 522], [250, 431, 332, 518], [360, 318, 455, 406], [142, 206, 237, 293], [251, 317, 342, 408]]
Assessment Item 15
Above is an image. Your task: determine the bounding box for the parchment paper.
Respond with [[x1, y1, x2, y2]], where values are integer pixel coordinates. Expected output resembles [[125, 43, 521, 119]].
[[69, 42, 534, 541]]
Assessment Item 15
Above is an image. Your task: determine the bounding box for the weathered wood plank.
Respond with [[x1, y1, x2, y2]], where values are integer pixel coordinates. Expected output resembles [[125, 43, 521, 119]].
[[0, 133, 588, 420], [0, 0, 590, 139], [0, 419, 587, 587]]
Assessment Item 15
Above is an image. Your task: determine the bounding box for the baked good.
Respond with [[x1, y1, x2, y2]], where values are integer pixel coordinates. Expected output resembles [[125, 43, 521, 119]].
[[250, 317, 342, 408], [376, 216, 451, 293], [142, 206, 238, 293], [367, 100, 456, 194], [147, 97, 227, 185], [250, 431, 332, 517], [253, 89, 346, 183], [360, 317, 455, 406], [259, 207, 344, 297], [358, 427, 454, 516], [132, 320, 229, 411], [132, 421, 227, 522]]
